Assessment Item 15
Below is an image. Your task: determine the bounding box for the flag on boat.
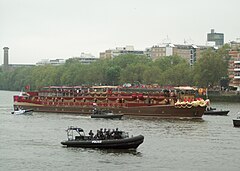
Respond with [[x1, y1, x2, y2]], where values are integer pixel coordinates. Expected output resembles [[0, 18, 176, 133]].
[[25, 85, 30, 91]]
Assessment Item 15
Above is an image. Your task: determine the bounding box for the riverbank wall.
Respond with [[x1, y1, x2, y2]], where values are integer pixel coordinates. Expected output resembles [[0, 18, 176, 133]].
[[199, 91, 240, 102]]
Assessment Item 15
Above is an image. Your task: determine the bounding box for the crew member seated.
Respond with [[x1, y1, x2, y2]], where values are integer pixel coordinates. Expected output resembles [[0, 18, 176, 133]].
[[89, 130, 94, 139], [114, 128, 122, 139], [93, 107, 98, 114]]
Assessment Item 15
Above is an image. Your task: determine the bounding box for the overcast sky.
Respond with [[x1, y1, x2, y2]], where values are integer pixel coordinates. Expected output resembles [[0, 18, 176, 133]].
[[1, 0, 240, 64]]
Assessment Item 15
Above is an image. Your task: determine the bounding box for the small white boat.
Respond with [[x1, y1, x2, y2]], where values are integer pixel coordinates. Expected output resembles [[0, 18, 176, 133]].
[[11, 109, 33, 115]]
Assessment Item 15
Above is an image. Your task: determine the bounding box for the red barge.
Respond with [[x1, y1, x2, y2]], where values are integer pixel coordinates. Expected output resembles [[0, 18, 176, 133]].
[[13, 86, 209, 118]]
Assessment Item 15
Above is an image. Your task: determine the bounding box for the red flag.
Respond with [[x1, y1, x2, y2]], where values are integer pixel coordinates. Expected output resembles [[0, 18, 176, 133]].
[[25, 85, 30, 90]]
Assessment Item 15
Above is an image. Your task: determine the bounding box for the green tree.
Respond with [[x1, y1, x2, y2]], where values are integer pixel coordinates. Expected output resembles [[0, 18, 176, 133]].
[[105, 66, 121, 85], [112, 54, 151, 69], [142, 65, 162, 84], [193, 46, 229, 87], [160, 62, 193, 86], [60, 63, 83, 85], [119, 63, 148, 83], [153, 55, 185, 72]]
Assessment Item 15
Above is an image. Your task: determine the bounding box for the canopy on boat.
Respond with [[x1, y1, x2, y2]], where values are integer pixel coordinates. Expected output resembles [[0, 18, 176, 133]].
[[91, 86, 119, 89], [174, 86, 197, 91], [67, 127, 84, 132]]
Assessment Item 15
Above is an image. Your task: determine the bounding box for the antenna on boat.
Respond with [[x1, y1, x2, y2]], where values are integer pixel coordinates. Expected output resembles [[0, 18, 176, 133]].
[[206, 88, 209, 99]]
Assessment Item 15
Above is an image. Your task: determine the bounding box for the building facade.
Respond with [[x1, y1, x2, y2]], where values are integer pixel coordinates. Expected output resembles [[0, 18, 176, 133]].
[[71, 53, 98, 64], [228, 41, 240, 89], [36, 53, 98, 66], [36, 59, 66, 66], [207, 29, 224, 47], [150, 44, 209, 65], [100, 46, 144, 59]]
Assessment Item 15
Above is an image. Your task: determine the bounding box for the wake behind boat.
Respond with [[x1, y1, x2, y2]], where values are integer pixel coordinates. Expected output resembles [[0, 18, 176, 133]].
[[11, 108, 33, 115], [61, 126, 144, 149]]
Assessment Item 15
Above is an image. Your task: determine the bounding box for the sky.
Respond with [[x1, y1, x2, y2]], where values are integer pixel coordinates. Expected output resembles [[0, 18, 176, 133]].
[[1, 0, 240, 64]]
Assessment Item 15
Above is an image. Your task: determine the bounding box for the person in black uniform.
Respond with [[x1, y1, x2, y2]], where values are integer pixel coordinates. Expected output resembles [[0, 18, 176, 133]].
[[89, 130, 94, 139]]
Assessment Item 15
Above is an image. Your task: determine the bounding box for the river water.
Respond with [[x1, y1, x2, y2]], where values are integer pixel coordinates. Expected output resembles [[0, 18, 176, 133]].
[[0, 90, 240, 171]]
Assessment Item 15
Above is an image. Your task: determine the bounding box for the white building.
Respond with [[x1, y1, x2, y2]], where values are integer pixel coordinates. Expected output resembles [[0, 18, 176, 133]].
[[100, 45, 144, 59], [36, 59, 66, 66], [71, 53, 98, 64]]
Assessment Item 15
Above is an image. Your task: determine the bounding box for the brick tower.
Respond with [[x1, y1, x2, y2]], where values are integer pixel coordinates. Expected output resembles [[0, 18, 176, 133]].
[[3, 47, 9, 71]]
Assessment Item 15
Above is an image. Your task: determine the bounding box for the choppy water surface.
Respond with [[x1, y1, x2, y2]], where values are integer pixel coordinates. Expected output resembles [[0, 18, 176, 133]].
[[0, 90, 240, 171]]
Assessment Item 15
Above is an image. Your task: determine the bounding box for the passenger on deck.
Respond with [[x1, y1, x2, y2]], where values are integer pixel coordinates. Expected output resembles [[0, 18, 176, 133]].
[[103, 128, 107, 134], [110, 129, 115, 139], [89, 130, 94, 139], [105, 129, 111, 139], [99, 128, 104, 139], [102, 128, 107, 139], [94, 130, 100, 139], [93, 107, 98, 114], [114, 128, 122, 139]]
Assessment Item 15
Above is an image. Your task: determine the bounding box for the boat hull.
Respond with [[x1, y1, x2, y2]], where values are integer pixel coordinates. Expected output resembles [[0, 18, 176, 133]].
[[91, 114, 123, 119], [233, 119, 240, 127], [11, 109, 33, 115], [14, 103, 205, 118], [204, 110, 229, 116], [61, 135, 144, 149]]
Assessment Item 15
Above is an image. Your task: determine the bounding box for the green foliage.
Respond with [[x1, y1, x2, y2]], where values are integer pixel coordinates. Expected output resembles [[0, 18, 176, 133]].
[[0, 50, 229, 91], [193, 46, 229, 87], [153, 55, 185, 72], [142, 66, 162, 84], [105, 66, 121, 85], [119, 63, 148, 84], [112, 54, 151, 69], [159, 62, 193, 86]]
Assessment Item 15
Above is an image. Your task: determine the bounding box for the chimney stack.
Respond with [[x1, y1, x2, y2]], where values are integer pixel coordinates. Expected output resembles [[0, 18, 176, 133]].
[[3, 47, 9, 71], [3, 47, 9, 66]]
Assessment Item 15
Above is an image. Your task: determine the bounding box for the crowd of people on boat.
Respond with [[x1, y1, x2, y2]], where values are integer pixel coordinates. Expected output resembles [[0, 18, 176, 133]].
[[88, 128, 125, 140], [41, 85, 178, 98]]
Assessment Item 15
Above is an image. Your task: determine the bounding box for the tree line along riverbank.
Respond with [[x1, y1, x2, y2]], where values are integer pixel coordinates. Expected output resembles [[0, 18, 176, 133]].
[[0, 45, 232, 92]]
